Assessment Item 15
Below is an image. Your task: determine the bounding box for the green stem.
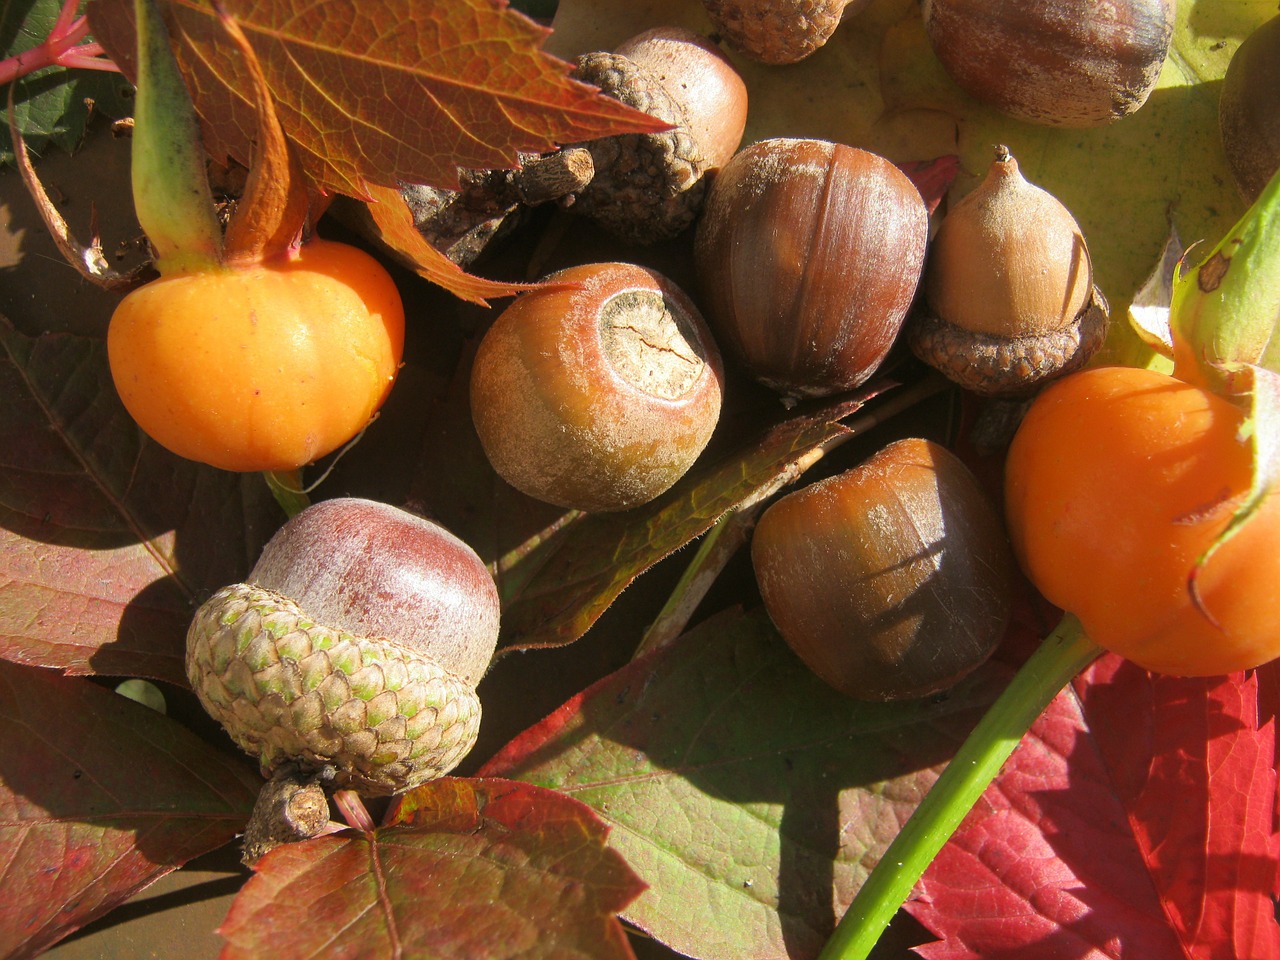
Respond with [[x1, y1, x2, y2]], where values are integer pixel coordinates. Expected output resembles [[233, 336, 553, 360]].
[[264, 469, 310, 517], [132, 0, 222, 273], [818, 614, 1103, 960]]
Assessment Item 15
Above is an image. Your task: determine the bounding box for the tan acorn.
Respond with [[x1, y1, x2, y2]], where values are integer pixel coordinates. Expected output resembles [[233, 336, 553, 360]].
[[908, 146, 1109, 396]]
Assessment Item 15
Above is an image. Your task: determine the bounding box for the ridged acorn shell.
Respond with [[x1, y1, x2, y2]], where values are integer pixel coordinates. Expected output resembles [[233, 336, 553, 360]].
[[187, 584, 482, 796]]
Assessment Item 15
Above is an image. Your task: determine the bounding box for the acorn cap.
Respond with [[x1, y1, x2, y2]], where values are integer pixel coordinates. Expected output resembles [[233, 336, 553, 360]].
[[909, 285, 1110, 397], [701, 0, 862, 65], [569, 51, 708, 244], [186, 584, 483, 796]]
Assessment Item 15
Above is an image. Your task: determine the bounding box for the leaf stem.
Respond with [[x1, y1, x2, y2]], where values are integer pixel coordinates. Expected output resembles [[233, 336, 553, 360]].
[[817, 614, 1103, 960]]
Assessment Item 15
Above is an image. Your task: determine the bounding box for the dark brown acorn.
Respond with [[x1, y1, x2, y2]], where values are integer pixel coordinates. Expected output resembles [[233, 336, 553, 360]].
[[1219, 13, 1280, 203]]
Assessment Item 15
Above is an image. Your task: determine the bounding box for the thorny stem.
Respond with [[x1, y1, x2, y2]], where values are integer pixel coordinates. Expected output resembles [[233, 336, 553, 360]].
[[0, 0, 117, 87], [817, 615, 1103, 960]]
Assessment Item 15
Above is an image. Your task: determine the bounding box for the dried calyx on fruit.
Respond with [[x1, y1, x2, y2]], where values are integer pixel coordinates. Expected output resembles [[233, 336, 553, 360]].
[[909, 146, 1108, 397], [1219, 13, 1280, 203], [701, 0, 871, 65], [470, 262, 724, 512], [569, 27, 747, 244], [695, 137, 928, 397], [752, 438, 1016, 700], [186, 498, 500, 798], [923, 0, 1175, 127]]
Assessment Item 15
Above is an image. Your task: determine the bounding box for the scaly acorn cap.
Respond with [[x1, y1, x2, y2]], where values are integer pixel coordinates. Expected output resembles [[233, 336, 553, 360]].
[[701, 0, 861, 65], [186, 583, 482, 797], [569, 51, 707, 244]]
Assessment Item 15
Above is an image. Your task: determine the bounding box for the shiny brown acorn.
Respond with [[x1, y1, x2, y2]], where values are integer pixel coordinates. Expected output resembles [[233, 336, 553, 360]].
[[751, 438, 1016, 701], [694, 138, 928, 398]]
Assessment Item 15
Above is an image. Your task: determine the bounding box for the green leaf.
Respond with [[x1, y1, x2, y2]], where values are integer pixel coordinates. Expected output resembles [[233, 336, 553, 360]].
[[0, 0, 132, 165], [480, 609, 1008, 960]]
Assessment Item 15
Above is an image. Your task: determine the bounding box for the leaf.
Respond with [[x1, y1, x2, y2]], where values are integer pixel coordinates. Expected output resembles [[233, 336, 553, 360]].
[[0, 660, 261, 957], [480, 609, 1009, 960], [361, 183, 532, 306], [220, 778, 645, 959], [0, 317, 280, 685], [909, 659, 1280, 959], [88, 0, 669, 199], [491, 385, 896, 652], [0, 0, 133, 166]]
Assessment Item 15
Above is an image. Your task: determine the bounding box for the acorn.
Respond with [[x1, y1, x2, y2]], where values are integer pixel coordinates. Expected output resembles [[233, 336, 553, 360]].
[[614, 26, 748, 172], [699, 0, 872, 65], [694, 138, 928, 397], [569, 28, 747, 244], [469, 262, 724, 512], [752, 438, 1016, 701], [922, 0, 1176, 127], [908, 146, 1109, 397], [1219, 13, 1280, 204], [186, 498, 500, 797]]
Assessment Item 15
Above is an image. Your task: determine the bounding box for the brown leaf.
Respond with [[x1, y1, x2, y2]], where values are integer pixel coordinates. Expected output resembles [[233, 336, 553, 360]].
[[362, 183, 533, 305], [89, 0, 669, 199]]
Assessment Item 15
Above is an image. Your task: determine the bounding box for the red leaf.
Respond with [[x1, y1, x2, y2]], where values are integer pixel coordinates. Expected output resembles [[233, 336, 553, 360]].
[[0, 662, 261, 957], [908, 657, 1280, 959], [0, 319, 279, 686], [1078, 659, 1279, 959], [220, 778, 644, 959]]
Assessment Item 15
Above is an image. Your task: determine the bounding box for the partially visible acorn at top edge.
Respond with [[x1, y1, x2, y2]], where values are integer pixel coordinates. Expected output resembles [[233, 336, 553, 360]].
[[700, 0, 872, 65], [908, 146, 1109, 397], [922, 0, 1176, 127]]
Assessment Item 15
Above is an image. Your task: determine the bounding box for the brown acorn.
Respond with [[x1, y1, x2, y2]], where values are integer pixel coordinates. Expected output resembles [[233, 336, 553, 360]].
[[570, 28, 748, 244], [700, 0, 872, 65], [1219, 13, 1280, 203], [752, 438, 1016, 701], [923, 0, 1176, 127], [469, 262, 724, 512], [694, 138, 928, 397]]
